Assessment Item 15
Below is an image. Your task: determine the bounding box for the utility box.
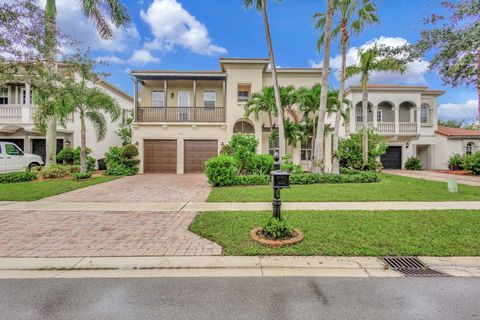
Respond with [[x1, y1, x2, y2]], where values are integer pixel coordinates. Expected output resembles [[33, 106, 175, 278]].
[[271, 170, 291, 189]]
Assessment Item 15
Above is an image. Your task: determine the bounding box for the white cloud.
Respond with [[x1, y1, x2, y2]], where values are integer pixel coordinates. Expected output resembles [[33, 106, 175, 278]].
[[39, 0, 140, 53], [128, 49, 160, 65], [310, 36, 429, 86], [439, 99, 478, 122], [96, 55, 126, 65], [140, 0, 227, 56]]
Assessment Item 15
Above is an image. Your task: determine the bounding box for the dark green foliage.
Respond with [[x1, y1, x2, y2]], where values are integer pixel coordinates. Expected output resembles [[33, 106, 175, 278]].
[[339, 129, 387, 171], [280, 154, 302, 174], [464, 151, 480, 175], [205, 155, 238, 187], [261, 217, 294, 239], [405, 156, 422, 170], [448, 153, 466, 170], [219, 144, 234, 155], [104, 145, 139, 176], [252, 154, 274, 175], [229, 133, 259, 174], [235, 175, 270, 186], [38, 165, 80, 179], [0, 171, 37, 184], [56, 147, 75, 164], [71, 172, 92, 180], [57, 147, 95, 172]]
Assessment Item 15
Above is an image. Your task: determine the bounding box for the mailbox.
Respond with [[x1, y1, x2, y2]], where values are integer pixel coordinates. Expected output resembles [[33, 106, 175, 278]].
[[271, 170, 290, 189]]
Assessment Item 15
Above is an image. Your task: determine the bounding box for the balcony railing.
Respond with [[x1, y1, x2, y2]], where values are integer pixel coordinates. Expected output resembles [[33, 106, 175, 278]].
[[136, 106, 226, 123], [355, 121, 418, 134], [0, 104, 36, 123]]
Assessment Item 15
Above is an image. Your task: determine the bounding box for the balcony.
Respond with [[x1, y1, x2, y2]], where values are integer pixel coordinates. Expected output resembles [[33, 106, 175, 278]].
[[355, 122, 418, 135], [0, 104, 36, 123], [136, 106, 225, 123]]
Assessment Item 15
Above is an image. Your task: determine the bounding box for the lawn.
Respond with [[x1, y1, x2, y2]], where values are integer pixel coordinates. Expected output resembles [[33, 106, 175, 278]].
[[190, 210, 480, 256], [0, 176, 119, 201], [207, 174, 480, 202]]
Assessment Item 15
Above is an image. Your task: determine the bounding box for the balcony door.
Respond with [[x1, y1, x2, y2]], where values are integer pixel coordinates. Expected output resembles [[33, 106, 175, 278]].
[[178, 91, 190, 121]]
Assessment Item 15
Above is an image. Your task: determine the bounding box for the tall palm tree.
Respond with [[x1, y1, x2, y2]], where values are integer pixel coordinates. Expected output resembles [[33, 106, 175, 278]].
[[297, 83, 321, 159], [244, 86, 277, 130], [345, 45, 407, 167], [243, 0, 286, 158], [43, 0, 130, 166], [312, 0, 334, 174], [314, 0, 379, 174]]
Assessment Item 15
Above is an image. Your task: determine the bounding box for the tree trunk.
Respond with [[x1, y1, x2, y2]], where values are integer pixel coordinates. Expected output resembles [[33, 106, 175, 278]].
[[261, 0, 285, 159], [80, 110, 87, 174], [331, 28, 348, 174], [44, 0, 57, 166], [312, 0, 334, 174], [362, 89, 369, 168]]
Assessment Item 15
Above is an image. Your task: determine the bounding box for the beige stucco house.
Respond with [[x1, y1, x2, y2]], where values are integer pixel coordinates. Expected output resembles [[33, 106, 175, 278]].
[[131, 57, 477, 174]]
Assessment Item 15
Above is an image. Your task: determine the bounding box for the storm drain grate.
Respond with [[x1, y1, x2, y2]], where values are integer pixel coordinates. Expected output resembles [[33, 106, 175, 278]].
[[383, 257, 449, 277]]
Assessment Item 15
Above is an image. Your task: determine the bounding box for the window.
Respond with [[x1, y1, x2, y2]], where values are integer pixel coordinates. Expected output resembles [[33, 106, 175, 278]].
[[233, 120, 254, 134], [237, 84, 251, 102], [152, 90, 165, 107], [421, 104, 429, 124], [269, 136, 279, 156], [0, 87, 8, 104], [356, 107, 363, 123], [466, 142, 474, 155], [5, 143, 22, 156], [376, 110, 382, 122], [203, 91, 216, 109], [301, 137, 313, 161]]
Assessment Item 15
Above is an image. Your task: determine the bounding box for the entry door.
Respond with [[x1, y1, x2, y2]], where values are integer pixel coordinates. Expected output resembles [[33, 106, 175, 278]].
[[178, 91, 190, 121]]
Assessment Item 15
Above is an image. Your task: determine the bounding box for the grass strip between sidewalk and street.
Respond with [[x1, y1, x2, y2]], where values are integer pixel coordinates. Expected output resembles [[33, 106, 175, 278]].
[[190, 210, 480, 256], [207, 174, 480, 202], [0, 176, 119, 201]]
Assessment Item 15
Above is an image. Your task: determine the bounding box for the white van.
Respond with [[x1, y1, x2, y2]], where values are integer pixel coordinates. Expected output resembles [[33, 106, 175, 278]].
[[0, 142, 44, 173]]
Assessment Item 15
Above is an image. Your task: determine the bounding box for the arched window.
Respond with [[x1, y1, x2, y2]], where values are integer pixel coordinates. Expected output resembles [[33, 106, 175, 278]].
[[233, 120, 254, 134], [420, 104, 430, 124], [466, 142, 474, 155]]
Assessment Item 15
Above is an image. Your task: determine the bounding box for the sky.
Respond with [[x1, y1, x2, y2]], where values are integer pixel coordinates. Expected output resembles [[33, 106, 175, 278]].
[[45, 0, 478, 123]]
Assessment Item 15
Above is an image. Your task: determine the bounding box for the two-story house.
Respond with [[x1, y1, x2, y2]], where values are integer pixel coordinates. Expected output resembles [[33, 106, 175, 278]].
[[0, 79, 133, 161]]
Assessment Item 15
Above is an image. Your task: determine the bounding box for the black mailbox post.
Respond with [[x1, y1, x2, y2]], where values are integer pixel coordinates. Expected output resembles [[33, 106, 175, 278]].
[[270, 153, 290, 220]]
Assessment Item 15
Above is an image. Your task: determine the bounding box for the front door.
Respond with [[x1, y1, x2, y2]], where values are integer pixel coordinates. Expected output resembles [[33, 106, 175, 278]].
[[178, 91, 190, 121]]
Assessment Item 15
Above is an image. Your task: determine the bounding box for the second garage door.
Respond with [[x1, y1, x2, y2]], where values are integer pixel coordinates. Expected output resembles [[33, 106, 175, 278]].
[[144, 140, 177, 173], [380, 146, 402, 169], [184, 140, 218, 173]]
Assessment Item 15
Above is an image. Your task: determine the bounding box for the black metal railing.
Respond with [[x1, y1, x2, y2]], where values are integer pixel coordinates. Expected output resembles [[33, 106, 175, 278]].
[[136, 106, 225, 123]]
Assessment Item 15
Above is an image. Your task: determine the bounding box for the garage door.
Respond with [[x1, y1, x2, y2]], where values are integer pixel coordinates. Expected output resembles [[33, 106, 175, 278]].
[[184, 140, 218, 173], [144, 140, 177, 173], [381, 146, 402, 169]]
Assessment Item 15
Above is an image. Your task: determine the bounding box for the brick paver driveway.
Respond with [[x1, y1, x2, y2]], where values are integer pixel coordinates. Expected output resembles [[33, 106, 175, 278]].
[[0, 210, 221, 257], [43, 174, 212, 202]]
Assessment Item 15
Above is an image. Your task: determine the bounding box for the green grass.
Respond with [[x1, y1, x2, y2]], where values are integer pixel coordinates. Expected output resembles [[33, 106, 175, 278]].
[[190, 210, 480, 256], [207, 174, 480, 202], [0, 176, 119, 201]]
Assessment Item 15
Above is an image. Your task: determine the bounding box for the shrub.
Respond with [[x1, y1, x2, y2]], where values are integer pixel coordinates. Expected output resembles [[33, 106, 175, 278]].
[[229, 133, 259, 174], [339, 129, 387, 171], [39, 165, 75, 179], [56, 147, 75, 164], [280, 154, 302, 174], [464, 151, 480, 175], [219, 144, 234, 156], [236, 174, 270, 186], [405, 156, 422, 170], [290, 172, 380, 185], [205, 155, 238, 186], [104, 145, 139, 176], [262, 217, 294, 239], [72, 172, 92, 180], [252, 154, 274, 175], [448, 153, 465, 171], [0, 171, 37, 184]]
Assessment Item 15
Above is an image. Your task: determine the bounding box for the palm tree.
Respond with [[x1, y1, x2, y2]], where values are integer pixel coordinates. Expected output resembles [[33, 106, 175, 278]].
[[244, 86, 277, 130], [314, 0, 379, 174], [243, 0, 286, 158], [297, 84, 321, 159], [43, 0, 130, 166], [312, 0, 334, 174], [345, 45, 407, 167]]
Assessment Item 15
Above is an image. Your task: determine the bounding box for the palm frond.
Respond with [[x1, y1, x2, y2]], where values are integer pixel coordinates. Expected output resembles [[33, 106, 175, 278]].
[[86, 110, 107, 141]]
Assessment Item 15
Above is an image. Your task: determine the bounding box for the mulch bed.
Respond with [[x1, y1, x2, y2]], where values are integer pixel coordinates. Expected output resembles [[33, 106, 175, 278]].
[[251, 227, 304, 248]]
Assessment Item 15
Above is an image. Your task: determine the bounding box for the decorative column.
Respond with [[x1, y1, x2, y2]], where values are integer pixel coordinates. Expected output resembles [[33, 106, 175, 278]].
[[222, 79, 227, 123], [164, 80, 168, 121], [134, 79, 138, 121], [372, 104, 378, 129], [193, 80, 197, 121], [394, 105, 400, 135], [416, 107, 421, 134]]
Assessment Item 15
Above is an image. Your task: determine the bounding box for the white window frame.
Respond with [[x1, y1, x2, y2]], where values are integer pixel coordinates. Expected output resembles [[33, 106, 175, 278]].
[[0, 87, 8, 105], [466, 142, 474, 155], [301, 137, 313, 161], [237, 84, 251, 102], [269, 136, 280, 156], [420, 104, 429, 124], [203, 90, 216, 109], [376, 110, 383, 123], [152, 90, 165, 108], [356, 107, 363, 123]]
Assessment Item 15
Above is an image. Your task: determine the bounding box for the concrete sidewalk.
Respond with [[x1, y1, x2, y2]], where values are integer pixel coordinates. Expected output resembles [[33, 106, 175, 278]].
[[0, 256, 478, 278], [0, 201, 479, 212], [385, 169, 480, 186]]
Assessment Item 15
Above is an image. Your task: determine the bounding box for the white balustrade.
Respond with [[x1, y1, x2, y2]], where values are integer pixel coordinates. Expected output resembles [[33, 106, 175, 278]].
[[0, 104, 35, 123]]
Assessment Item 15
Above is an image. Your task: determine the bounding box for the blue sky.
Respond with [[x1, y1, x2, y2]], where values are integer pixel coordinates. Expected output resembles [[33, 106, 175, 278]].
[[50, 0, 478, 122]]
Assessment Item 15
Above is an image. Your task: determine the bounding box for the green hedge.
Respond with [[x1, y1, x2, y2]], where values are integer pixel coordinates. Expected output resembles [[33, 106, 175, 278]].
[[0, 171, 37, 184]]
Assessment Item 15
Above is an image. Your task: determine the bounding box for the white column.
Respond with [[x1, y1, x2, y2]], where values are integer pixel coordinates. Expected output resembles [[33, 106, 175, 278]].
[[372, 104, 378, 129], [394, 105, 400, 135], [416, 107, 421, 134], [134, 79, 138, 121], [164, 80, 168, 107], [25, 83, 31, 105], [193, 80, 197, 121]]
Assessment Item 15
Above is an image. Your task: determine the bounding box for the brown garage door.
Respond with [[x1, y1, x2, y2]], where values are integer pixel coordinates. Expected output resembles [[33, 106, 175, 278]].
[[184, 140, 218, 173], [144, 140, 177, 173]]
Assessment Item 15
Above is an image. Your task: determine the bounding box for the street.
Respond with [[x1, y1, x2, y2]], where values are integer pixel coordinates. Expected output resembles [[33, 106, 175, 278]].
[[0, 277, 479, 320]]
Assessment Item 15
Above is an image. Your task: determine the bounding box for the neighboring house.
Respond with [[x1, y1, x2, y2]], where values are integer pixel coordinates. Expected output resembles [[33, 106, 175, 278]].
[[131, 58, 322, 174], [0, 79, 133, 162], [435, 126, 480, 168]]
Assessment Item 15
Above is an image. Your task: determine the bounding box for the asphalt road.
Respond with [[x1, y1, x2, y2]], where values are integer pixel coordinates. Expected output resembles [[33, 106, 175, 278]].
[[1, 277, 479, 320]]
